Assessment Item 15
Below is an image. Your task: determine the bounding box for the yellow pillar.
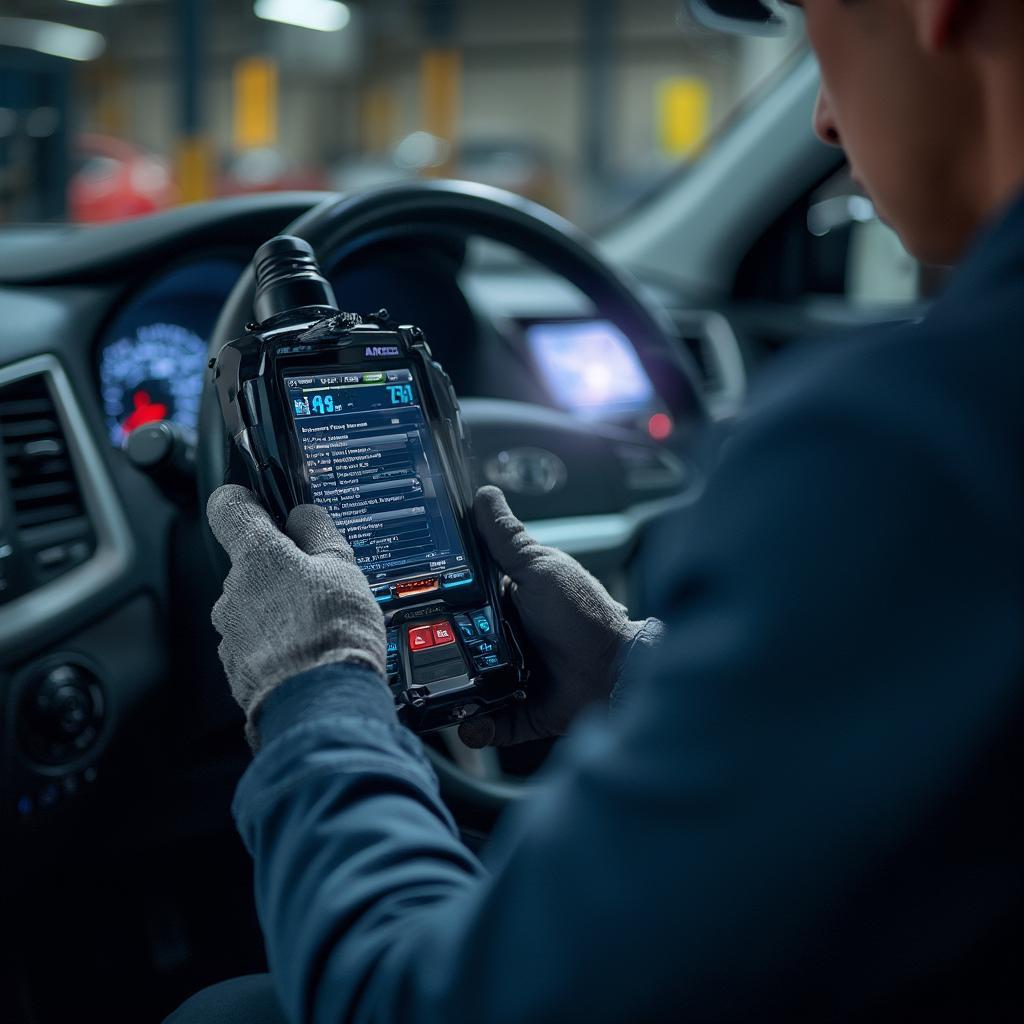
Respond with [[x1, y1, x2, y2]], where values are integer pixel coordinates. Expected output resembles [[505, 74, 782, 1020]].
[[658, 76, 711, 158], [234, 57, 278, 150], [176, 136, 213, 204], [420, 48, 461, 175]]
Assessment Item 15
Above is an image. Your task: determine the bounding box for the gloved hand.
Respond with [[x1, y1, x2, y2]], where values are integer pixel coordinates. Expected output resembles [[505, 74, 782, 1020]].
[[458, 486, 652, 748], [207, 484, 386, 749]]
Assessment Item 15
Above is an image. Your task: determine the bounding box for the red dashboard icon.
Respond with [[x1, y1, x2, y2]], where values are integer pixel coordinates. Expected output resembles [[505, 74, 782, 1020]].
[[431, 622, 455, 646], [407, 626, 434, 650]]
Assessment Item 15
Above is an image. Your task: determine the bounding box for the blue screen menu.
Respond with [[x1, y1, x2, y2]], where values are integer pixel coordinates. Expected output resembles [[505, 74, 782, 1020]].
[[284, 369, 469, 588]]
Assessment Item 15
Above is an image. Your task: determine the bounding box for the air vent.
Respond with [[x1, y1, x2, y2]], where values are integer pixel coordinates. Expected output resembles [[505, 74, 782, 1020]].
[[680, 334, 717, 390], [0, 373, 94, 587], [673, 311, 747, 421]]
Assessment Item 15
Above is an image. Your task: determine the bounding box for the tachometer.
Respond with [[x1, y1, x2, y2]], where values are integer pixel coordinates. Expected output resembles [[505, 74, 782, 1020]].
[[100, 322, 207, 446]]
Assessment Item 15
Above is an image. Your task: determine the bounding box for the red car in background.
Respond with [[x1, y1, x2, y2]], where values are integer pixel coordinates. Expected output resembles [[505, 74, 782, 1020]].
[[69, 133, 177, 223]]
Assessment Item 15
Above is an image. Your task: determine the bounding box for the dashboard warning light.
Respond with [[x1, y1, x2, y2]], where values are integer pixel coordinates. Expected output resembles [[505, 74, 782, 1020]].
[[647, 412, 673, 441], [123, 390, 168, 434]]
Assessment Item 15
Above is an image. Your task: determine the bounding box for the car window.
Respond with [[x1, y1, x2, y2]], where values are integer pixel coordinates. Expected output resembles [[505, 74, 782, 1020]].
[[0, 0, 803, 230], [736, 163, 950, 312], [808, 168, 924, 307]]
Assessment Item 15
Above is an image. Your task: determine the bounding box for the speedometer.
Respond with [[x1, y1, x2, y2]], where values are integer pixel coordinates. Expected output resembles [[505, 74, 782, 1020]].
[[100, 322, 207, 446]]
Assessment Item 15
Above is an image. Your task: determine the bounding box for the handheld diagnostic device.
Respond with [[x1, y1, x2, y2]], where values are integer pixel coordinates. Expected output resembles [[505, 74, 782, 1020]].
[[211, 236, 527, 732]]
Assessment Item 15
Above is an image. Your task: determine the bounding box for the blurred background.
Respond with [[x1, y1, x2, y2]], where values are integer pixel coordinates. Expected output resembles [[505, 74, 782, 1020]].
[[0, 0, 804, 229]]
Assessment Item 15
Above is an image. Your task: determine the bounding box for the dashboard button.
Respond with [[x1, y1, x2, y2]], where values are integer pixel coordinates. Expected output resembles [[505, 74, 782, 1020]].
[[473, 654, 502, 671], [467, 638, 498, 655], [372, 585, 394, 603], [441, 569, 473, 589], [431, 622, 456, 646], [454, 616, 476, 641], [472, 610, 493, 635], [407, 626, 434, 651]]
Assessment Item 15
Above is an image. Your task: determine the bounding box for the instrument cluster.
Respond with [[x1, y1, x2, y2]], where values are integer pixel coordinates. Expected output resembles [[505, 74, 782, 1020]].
[[97, 258, 245, 446]]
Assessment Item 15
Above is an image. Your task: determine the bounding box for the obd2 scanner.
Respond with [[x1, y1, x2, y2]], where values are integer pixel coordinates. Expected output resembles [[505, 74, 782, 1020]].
[[211, 236, 527, 733]]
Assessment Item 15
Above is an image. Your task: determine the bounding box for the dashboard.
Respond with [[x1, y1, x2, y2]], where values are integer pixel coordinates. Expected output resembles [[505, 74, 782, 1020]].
[[0, 193, 749, 847], [94, 256, 692, 454]]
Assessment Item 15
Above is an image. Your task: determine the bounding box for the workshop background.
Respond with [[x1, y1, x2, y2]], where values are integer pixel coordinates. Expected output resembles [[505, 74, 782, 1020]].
[[0, 0, 802, 228]]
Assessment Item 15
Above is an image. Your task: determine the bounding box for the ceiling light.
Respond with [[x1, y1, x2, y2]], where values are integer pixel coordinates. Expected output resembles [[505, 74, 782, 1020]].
[[254, 0, 351, 33], [66, 1, 120, 8], [0, 17, 106, 61]]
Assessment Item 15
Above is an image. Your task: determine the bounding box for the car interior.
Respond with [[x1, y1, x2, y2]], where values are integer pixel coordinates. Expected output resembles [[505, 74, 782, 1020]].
[[0, 12, 941, 1021]]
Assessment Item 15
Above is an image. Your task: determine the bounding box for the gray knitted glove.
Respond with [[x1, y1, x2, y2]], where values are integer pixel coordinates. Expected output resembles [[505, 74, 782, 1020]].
[[459, 486, 657, 748], [207, 484, 386, 748]]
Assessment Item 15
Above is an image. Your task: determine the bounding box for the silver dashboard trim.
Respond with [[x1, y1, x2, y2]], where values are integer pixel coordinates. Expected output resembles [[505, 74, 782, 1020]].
[[525, 490, 701, 559], [672, 308, 747, 421], [0, 355, 134, 652]]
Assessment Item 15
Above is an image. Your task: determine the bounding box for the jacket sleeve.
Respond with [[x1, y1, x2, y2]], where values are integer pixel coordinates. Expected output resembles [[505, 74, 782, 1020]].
[[610, 615, 665, 710], [233, 344, 1022, 1023]]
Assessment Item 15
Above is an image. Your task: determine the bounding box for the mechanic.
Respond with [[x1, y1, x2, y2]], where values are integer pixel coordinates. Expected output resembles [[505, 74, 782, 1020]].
[[169, 1, 1023, 1020]]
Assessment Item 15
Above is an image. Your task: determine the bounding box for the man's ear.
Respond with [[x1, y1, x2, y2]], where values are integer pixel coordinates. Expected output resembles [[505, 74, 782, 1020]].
[[909, 0, 972, 52]]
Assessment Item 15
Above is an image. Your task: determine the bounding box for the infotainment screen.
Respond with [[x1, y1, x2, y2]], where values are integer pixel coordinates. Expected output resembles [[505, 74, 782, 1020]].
[[283, 369, 470, 592], [524, 319, 654, 413]]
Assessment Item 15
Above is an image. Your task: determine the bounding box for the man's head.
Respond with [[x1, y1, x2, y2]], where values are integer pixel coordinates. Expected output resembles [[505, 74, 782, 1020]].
[[692, 1, 1024, 264]]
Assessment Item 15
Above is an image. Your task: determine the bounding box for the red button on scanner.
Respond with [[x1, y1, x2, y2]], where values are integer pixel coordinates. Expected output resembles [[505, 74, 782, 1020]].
[[408, 626, 434, 651], [431, 622, 456, 646]]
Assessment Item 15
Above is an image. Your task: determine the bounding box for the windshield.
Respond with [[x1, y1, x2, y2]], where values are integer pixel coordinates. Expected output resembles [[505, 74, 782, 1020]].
[[0, 1, 804, 231]]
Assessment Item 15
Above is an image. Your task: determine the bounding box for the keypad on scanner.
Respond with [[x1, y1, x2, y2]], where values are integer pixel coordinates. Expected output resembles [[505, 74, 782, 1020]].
[[386, 606, 507, 696]]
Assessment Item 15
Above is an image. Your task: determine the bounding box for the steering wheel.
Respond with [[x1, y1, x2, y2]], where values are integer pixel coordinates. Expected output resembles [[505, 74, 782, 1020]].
[[198, 180, 706, 819]]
